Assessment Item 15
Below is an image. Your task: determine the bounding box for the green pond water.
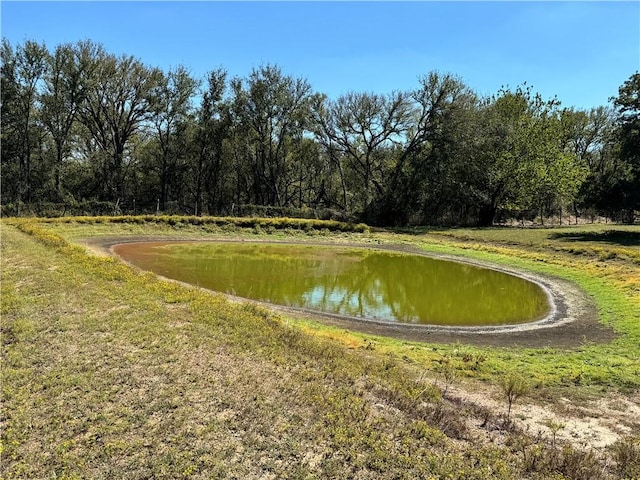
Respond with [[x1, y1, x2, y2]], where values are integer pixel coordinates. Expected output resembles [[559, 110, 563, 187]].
[[113, 242, 551, 326]]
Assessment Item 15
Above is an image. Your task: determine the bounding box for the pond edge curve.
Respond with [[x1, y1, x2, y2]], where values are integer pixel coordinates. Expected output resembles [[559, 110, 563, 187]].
[[105, 238, 577, 335]]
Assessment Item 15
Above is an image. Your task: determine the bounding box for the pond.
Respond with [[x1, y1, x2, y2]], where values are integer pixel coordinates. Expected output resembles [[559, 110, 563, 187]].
[[113, 241, 551, 327]]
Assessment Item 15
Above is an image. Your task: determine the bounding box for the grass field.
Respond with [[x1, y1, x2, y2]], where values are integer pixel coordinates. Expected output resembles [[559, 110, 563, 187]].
[[2, 216, 639, 479]]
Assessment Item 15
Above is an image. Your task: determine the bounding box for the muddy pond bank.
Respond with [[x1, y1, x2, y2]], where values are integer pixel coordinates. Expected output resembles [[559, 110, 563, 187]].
[[83, 235, 615, 348]]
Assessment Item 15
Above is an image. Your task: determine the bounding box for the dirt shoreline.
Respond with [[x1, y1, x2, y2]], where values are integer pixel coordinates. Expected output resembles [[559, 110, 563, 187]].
[[81, 235, 616, 349]]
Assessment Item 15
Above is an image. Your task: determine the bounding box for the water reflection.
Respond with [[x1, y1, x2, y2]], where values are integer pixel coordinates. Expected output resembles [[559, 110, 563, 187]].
[[114, 242, 550, 326]]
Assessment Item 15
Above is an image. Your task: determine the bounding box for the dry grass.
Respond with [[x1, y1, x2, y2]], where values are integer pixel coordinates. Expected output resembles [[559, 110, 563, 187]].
[[2, 218, 639, 479]]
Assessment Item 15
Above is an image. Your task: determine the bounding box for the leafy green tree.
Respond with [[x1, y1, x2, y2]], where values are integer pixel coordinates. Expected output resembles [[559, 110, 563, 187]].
[[467, 86, 586, 225], [520, 107, 587, 224], [229, 65, 316, 208], [40, 41, 94, 200], [147, 65, 198, 211], [0, 39, 48, 210], [474, 87, 534, 225], [612, 72, 640, 223], [77, 47, 163, 205]]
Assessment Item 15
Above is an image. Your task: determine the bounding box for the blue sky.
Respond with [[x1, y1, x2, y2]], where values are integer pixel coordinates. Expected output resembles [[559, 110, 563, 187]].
[[1, 1, 638, 109]]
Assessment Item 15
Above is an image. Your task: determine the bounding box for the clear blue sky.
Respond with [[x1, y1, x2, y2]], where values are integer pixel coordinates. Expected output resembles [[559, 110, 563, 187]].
[[2, 1, 638, 109]]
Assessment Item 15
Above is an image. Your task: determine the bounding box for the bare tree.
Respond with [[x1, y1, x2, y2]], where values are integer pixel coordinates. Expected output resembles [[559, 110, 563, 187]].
[[312, 90, 410, 222]]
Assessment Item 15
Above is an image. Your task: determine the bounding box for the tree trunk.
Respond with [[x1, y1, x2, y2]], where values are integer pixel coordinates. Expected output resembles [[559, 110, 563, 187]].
[[623, 209, 635, 224], [55, 143, 63, 199], [477, 205, 496, 227]]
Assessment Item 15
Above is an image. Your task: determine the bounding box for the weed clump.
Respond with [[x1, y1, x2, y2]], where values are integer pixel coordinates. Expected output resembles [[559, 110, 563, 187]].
[[610, 436, 640, 479], [509, 433, 604, 479]]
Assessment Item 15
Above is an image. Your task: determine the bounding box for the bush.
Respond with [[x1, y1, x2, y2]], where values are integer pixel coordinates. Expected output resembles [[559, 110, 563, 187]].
[[12, 214, 370, 234], [0, 200, 120, 217]]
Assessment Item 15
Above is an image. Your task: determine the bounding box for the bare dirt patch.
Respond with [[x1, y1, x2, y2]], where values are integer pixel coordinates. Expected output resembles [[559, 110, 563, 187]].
[[446, 379, 640, 449]]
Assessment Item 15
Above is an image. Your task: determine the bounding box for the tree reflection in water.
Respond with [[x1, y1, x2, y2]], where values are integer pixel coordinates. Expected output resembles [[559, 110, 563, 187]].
[[114, 242, 550, 326]]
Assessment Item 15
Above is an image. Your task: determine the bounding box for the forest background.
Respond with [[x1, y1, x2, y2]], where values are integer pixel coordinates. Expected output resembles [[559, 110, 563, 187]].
[[2, 38, 639, 226]]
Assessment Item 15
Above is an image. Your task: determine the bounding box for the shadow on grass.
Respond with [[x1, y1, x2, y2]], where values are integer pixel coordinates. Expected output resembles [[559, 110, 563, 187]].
[[548, 230, 640, 247]]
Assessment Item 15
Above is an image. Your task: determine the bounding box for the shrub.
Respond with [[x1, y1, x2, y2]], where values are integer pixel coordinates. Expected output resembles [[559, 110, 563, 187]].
[[610, 436, 640, 479], [501, 373, 530, 423]]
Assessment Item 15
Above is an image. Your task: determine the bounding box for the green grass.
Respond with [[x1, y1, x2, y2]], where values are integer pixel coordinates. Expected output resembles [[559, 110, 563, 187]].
[[366, 226, 640, 392], [418, 224, 640, 263], [2, 216, 639, 479]]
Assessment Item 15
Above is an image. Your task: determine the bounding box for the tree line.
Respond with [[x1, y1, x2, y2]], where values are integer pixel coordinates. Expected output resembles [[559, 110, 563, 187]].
[[2, 38, 638, 225]]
